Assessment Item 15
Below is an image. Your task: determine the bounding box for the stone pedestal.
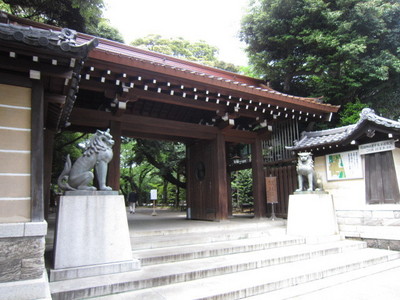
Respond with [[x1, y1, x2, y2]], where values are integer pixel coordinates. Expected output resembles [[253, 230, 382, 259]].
[[50, 193, 140, 281], [287, 192, 339, 240]]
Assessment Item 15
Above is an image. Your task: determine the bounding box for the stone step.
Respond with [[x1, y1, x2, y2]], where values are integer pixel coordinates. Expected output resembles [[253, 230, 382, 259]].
[[49, 240, 371, 299], [131, 223, 287, 250], [92, 248, 400, 300], [246, 258, 400, 299], [130, 219, 287, 237], [134, 236, 305, 266]]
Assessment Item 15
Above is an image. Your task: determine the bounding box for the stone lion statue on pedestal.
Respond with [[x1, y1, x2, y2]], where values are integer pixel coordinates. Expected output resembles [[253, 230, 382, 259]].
[[58, 129, 114, 191], [295, 152, 322, 192]]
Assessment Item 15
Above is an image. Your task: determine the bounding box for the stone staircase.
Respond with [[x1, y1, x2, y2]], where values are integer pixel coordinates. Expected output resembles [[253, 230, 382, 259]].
[[48, 220, 400, 299]]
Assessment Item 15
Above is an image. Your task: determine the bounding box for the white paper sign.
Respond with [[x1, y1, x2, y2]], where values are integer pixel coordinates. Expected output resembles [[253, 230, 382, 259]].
[[359, 139, 395, 155], [150, 189, 157, 200], [326, 150, 363, 180]]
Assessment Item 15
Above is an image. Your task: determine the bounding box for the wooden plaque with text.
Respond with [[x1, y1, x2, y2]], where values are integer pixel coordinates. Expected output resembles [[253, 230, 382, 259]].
[[265, 176, 278, 204]]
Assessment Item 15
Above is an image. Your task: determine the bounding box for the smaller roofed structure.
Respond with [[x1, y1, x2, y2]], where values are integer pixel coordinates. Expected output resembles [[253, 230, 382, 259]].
[[287, 108, 400, 154]]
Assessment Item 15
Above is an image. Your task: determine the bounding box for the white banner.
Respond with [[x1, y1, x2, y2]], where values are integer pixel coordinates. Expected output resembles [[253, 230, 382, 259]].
[[359, 139, 395, 155]]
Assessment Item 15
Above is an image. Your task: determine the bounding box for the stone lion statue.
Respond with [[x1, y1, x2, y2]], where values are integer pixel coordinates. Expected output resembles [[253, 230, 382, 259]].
[[58, 129, 114, 191], [295, 152, 322, 192]]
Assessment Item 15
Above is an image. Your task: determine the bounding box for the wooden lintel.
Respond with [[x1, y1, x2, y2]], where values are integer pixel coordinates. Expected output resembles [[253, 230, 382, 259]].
[[223, 129, 257, 144], [70, 108, 219, 141]]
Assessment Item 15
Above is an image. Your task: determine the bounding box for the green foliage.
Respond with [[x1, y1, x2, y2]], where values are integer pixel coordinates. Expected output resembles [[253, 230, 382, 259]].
[[240, 0, 400, 119], [339, 100, 369, 126], [130, 34, 240, 73], [1, 0, 124, 42], [231, 169, 254, 209], [92, 19, 124, 43], [119, 138, 186, 206]]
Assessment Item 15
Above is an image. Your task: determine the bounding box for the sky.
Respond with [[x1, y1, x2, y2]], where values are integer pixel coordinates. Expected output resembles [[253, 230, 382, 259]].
[[102, 0, 250, 66]]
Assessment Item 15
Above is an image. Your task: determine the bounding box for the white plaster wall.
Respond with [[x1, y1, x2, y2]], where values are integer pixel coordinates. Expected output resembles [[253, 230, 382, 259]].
[[314, 155, 365, 210], [314, 151, 400, 243]]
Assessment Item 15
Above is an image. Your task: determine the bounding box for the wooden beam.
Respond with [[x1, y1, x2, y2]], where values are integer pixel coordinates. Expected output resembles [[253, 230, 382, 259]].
[[69, 108, 219, 140], [0, 56, 73, 79]]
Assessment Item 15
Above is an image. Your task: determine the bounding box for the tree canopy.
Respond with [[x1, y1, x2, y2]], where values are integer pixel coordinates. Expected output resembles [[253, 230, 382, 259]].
[[1, 0, 124, 42], [240, 0, 400, 119], [131, 34, 240, 73]]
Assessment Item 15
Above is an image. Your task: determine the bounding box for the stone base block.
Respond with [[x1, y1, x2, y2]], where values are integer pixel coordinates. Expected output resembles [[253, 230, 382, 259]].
[[0, 271, 51, 300], [287, 193, 339, 237], [51, 194, 140, 280], [49, 259, 140, 281]]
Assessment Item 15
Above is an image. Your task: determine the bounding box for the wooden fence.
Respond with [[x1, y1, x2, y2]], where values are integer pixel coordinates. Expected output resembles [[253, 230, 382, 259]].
[[265, 164, 297, 218]]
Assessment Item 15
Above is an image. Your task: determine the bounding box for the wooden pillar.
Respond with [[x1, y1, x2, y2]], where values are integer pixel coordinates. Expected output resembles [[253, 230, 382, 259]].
[[214, 133, 229, 220], [227, 171, 233, 217], [108, 121, 121, 191], [252, 136, 267, 218], [43, 129, 55, 220]]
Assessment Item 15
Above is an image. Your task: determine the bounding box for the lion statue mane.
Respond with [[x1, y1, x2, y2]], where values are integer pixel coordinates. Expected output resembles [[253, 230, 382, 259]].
[[295, 152, 322, 192], [58, 129, 114, 191]]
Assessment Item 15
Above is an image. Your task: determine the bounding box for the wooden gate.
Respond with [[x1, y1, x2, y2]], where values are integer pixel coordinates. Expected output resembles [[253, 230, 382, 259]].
[[265, 164, 297, 218]]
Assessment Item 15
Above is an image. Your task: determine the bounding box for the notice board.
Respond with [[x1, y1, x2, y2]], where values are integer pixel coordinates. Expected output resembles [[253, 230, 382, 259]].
[[265, 177, 278, 204]]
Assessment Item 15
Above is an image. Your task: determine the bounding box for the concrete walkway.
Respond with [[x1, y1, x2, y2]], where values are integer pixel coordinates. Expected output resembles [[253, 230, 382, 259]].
[[126, 207, 263, 232]]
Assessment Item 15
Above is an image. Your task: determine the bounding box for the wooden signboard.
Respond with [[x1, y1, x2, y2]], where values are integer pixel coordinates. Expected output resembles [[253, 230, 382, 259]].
[[265, 176, 278, 204]]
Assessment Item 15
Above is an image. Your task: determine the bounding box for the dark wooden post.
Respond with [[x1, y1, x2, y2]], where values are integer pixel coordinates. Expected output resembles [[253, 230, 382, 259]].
[[227, 171, 233, 217], [43, 128, 55, 219], [108, 121, 121, 191], [214, 133, 229, 220], [31, 81, 44, 222], [252, 136, 267, 218]]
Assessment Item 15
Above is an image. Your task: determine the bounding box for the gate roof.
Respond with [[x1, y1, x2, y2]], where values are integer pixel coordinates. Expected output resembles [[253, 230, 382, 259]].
[[1, 12, 339, 143], [287, 108, 400, 154]]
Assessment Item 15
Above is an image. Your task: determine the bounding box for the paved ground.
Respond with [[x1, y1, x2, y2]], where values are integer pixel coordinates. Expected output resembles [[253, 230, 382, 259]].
[[126, 206, 263, 231]]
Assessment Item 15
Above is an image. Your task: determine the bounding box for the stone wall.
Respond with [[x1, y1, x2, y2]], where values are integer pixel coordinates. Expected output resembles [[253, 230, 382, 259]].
[[0, 221, 47, 284], [337, 209, 400, 250], [0, 236, 45, 283]]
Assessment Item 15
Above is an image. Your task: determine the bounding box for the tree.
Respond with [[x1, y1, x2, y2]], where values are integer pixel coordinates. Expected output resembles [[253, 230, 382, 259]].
[[131, 34, 240, 73], [339, 100, 369, 126], [119, 139, 157, 205], [93, 19, 124, 43], [119, 138, 186, 207], [240, 0, 400, 119], [1, 0, 124, 42], [231, 169, 254, 211]]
